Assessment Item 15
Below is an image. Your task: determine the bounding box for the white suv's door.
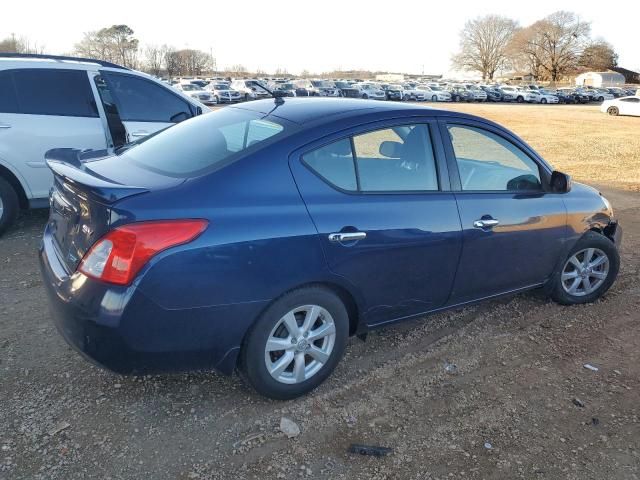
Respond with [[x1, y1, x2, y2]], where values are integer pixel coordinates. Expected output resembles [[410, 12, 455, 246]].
[[0, 68, 107, 200], [97, 71, 197, 143]]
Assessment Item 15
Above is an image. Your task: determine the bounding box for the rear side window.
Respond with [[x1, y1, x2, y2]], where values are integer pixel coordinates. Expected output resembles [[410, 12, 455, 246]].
[[0, 69, 98, 117], [113, 108, 286, 177], [0, 71, 18, 113], [303, 124, 439, 192], [303, 139, 357, 191], [102, 72, 192, 122]]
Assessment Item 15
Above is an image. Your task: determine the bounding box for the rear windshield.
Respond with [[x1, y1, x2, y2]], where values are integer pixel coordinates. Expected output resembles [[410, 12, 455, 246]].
[[114, 108, 287, 177]]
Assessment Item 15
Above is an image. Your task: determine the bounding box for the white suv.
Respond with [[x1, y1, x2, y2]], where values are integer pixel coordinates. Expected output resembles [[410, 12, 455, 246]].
[[0, 54, 208, 235]]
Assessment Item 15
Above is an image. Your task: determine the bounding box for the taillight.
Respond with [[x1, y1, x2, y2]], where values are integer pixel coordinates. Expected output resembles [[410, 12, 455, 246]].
[[78, 220, 208, 286]]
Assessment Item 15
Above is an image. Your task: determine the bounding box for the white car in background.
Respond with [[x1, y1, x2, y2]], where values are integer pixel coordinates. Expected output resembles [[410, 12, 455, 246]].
[[418, 85, 451, 102], [230, 79, 271, 101], [497, 86, 518, 101], [205, 82, 242, 103], [174, 83, 217, 105], [354, 83, 386, 100], [513, 88, 540, 103], [601, 96, 640, 117], [0, 53, 209, 235], [402, 85, 426, 101], [537, 90, 559, 104], [464, 85, 488, 102]]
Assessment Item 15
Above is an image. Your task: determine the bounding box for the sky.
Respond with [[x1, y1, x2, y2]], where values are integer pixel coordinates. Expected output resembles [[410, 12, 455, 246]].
[[2, 0, 639, 76]]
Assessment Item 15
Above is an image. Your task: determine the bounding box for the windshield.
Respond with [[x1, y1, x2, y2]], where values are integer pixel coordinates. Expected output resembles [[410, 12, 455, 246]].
[[214, 84, 230, 90], [113, 109, 287, 178], [181, 84, 199, 91], [311, 81, 330, 87]]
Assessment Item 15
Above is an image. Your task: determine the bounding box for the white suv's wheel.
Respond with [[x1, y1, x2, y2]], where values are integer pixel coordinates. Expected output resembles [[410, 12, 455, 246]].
[[0, 177, 19, 236]]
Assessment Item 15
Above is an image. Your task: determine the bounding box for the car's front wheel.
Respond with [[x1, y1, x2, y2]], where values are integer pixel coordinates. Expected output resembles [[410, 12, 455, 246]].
[[541, 98, 547, 104], [0, 177, 19, 237], [607, 106, 619, 116], [239, 286, 349, 399], [551, 232, 619, 305], [431, 95, 437, 102]]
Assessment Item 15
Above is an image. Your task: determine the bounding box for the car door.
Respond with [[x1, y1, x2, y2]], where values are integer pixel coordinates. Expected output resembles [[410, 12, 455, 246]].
[[98, 71, 195, 143], [0, 68, 107, 200], [439, 119, 568, 304], [619, 97, 640, 116], [290, 119, 463, 326]]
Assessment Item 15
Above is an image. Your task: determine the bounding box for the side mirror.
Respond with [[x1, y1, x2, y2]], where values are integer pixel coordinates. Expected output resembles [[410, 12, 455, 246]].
[[379, 141, 403, 158], [550, 170, 572, 193]]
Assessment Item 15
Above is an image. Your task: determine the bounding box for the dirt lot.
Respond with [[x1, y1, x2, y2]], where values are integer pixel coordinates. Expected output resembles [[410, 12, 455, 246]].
[[1, 103, 639, 480]]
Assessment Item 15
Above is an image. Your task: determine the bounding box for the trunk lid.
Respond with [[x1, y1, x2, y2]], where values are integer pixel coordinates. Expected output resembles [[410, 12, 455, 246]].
[[45, 148, 182, 272]]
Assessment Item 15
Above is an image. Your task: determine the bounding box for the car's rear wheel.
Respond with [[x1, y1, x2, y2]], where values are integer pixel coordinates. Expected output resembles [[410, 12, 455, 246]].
[[0, 177, 19, 237], [362, 94, 368, 100], [551, 232, 619, 305], [598, 96, 604, 102], [517, 96, 524, 103], [239, 286, 349, 399], [607, 106, 619, 116], [431, 95, 437, 102], [541, 98, 547, 104]]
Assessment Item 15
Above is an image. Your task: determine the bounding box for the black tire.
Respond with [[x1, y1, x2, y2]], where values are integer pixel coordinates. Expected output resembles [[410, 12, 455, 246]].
[[0, 176, 19, 237], [517, 96, 524, 103], [551, 232, 619, 305], [239, 286, 349, 400], [541, 98, 547, 104], [214, 95, 219, 104], [431, 95, 437, 102], [362, 94, 368, 99], [244, 93, 250, 101], [598, 96, 604, 102], [607, 106, 619, 116]]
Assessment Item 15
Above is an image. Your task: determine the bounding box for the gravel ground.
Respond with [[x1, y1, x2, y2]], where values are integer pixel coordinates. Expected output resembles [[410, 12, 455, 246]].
[[1, 184, 638, 480]]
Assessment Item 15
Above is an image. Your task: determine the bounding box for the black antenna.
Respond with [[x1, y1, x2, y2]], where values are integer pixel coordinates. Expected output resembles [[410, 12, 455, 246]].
[[252, 81, 286, 105]]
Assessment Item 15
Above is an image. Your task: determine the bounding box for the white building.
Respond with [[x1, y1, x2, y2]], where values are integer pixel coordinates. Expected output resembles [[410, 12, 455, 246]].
[[376, 73, 405, 83], [575, 71, 625, 88]]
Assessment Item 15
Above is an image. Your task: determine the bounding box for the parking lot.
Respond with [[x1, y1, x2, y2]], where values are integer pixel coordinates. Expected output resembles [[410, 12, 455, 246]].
[[1, 103, 639, 480]]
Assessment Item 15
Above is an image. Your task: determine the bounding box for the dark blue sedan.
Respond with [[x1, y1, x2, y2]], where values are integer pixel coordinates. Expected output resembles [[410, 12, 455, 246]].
[[40, 98, 622, 399]]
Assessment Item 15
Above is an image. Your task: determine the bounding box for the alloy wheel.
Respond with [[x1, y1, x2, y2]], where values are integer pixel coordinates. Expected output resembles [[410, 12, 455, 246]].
[[561, 248, 610, 297], [264, 305, 336, 384]]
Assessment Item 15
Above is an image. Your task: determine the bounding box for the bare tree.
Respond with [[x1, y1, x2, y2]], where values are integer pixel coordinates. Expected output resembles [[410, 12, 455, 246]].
[[452, 15, 519, 80], [515, 11, 590, 82], [579, 40, 618, 71], [74, 25, 139, 68], [144, 44, 167, 76], [0, 34, 45, 54]]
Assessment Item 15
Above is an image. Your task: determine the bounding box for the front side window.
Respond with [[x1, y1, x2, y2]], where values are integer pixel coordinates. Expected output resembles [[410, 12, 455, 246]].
[[302, 124, 439, 193], [102, 72, 192, 123], [1, 69, 97, 117], [447, 125, 542, 191]]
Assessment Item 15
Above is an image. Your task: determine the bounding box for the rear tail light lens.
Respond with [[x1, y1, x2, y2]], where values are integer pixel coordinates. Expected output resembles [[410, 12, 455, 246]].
[[78, 220, 208, 286]]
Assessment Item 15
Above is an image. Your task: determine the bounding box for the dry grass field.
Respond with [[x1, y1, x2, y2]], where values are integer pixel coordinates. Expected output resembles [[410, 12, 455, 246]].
[[435, 103, 640, 191]]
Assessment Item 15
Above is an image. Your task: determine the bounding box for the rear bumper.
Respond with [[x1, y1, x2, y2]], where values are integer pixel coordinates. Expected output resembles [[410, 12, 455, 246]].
[[39, 226, 266, 376]]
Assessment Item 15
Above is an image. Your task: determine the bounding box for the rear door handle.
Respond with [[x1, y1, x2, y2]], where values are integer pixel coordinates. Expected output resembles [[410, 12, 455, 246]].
[[328, 232, 367, 242], [473, 218, 500, 229], [0, 124, 11, 129]]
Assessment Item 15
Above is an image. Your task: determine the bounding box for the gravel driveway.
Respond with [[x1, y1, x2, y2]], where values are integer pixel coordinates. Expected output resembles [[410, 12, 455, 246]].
[[1, 186, 638, 480]]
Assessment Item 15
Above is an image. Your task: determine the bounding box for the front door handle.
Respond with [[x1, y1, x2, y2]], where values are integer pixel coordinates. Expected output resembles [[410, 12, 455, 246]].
[[0, 124, 11, 129], [473, 218, 500, 229], [328, 232, 367, 242], [130, 131, 149, 138]]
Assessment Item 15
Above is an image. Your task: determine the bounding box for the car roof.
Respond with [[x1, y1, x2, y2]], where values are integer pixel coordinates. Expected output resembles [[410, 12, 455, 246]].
[[228, 97, 483, 126]]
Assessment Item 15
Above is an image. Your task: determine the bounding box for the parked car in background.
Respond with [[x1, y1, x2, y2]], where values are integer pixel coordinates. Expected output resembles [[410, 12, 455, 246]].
[[205, 83, 242, 103], [309, 80, 340, 97], [448, 85, 474, 102], [606, 87, 626, 98], [537, 90, 559, 104], [418, 85, 451, 102], [402, 84, 426, 101], [558, 88, 590, 104], [353, 83, 386, 100], [382, 84, 405, 101], [230, 79, 271, 101], [0, 53, 208, 235], [513, 88, 540, 103], [550, 89, 576, 104], [497, 86, 518, 102], [269, 82, 298, 97], [40, 97, 622, 400], [464, 85, 487, 102], [591, 89, 615, 102], [601, 96, 640, 117], [480, 86, 503, 102], [175, 83, 217, 105], [334, 81, 361, 98]]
